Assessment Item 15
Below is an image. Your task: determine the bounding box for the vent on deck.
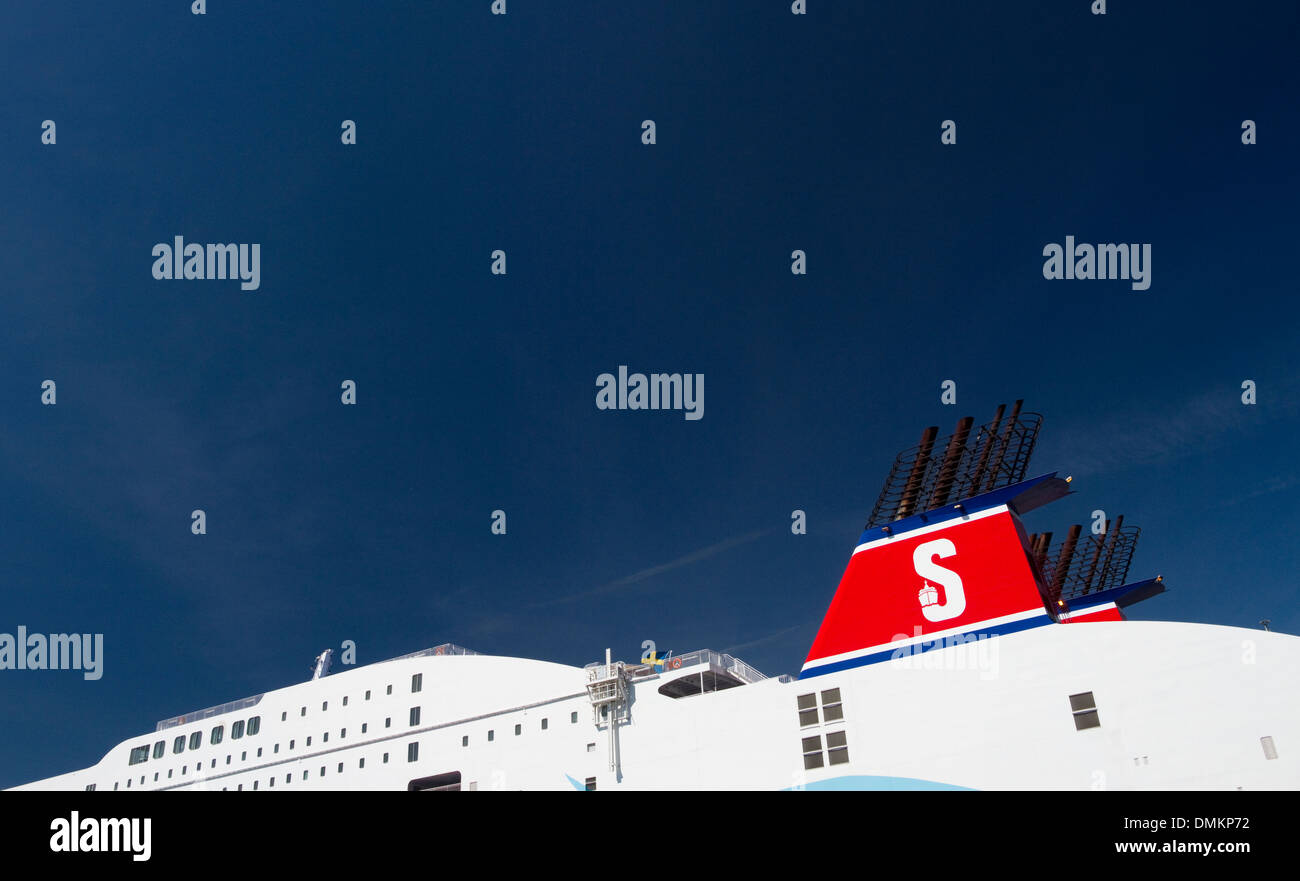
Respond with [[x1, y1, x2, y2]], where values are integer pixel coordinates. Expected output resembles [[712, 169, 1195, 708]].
[[1031, 517, 1142, 604], [867, 401, 1042, 527]]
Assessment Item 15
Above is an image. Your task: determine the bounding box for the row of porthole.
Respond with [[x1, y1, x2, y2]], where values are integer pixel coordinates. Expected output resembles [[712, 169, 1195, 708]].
[[94, 706, 590, 795], [127, 716, 262, 766]]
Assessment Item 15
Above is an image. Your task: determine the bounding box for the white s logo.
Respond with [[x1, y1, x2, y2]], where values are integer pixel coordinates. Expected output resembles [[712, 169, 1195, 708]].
[[913, 538, 966, 622]]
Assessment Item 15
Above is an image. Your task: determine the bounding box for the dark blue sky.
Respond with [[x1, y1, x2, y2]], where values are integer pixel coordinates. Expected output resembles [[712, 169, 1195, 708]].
[[2, 2, 1298, 788]]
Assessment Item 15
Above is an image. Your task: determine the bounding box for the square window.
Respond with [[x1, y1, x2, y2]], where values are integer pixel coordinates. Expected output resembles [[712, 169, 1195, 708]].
[[798, 708, 819, 727], [586, 742, 595, 752], [822, 704, 844, 722], [801, 735, 822, 753], [797, 693, 817, 710], [1068, 692, 1096, 713], [803, 753, 825, 770], [1073, 710, 1101, 730], [826, 731, 847, 749], [585, 777, 597, 791], [820, 688, 842, 704]]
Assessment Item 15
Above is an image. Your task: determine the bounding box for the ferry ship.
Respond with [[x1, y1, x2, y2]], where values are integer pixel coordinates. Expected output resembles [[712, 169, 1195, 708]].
[[13, 403, 1299, 791]]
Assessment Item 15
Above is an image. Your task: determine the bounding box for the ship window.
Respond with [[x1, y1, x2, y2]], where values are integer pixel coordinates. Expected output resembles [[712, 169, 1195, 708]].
[[210, 759, 215, 768], [320, 766, 326, 776], [241, 751, 246, 760], [343, 696, 349, 706], [514, 724, 521, 736], [585, 777, 597, 791], [408, 742, 419, 762], [571, 711, 578, 724], [153, 741, 165, 759], [385, 718, 391, 729], [189, 731, 202, 750], [361, 723, 368, 734], [797, 693, 819, 726], [412, 673, 423, 693], [303, 770, 309, 780], [462, 735, 469, 747], [323, 732, 329, 742], [586, 742, 595, 752], [322, 701, 328, 711], [173, 735, 185, 754], [338, 762, 344, 773], [231, 720, 244, 739], [285, 774, 291, 784], [387, 685, 392, 695], [1069, 692, 1101, 730], [488, 730, 494, 742], [802, 735, 824, 770], [300, 706, 306, 717], [253, 781, 258, 790], [226, 755, 231, 765], [365, 690, 371, 700], [269, 777, 274, 787], [257, 748, 262, 757], [247, 716, 260, 736], [281, 711, 287, 721], [153, 772, 158, 782], [114, 782, 119, 790], [274, 743, 279, 754], [827, 731, 850, 765], [306, 736, 312, 746], [383, 753, 389, 764], [360, 758, 365, 768], [408, 771, 462, 791], [821, 688, 844, 722], [129, 745, 149, 765], [410, 707, 421, 726], [541, 718, 548, 730], [289, 739, 294, 750], [167, 769, 172, 779], [85, 784, 95, 791], [341, 728, 346, 739], [1262, 736, 1278, 760]]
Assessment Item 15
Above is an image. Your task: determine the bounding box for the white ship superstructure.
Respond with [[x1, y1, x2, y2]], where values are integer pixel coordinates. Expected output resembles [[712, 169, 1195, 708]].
[[13, 402, 1300, 791]]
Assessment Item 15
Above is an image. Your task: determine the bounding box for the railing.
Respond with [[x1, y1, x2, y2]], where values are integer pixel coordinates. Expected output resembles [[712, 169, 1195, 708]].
[[867, 406, 1042, 528], [608, 649, 767, 684], [156, 694, 263, 732], [1042, 525, 1142, 603], [386, 643, 480, 662]]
